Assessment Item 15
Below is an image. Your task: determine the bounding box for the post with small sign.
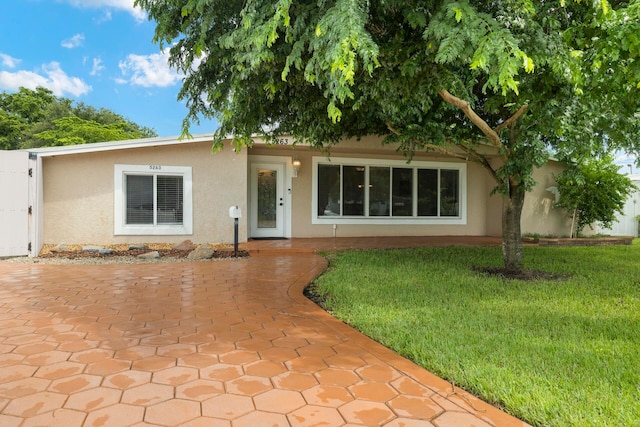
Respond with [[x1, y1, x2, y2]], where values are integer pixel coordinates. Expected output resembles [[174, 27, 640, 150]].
[[229, 206, 241, 257]]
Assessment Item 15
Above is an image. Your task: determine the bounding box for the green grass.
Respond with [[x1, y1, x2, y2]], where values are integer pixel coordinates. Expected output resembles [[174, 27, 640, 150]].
[[313, 242, 640, 427]]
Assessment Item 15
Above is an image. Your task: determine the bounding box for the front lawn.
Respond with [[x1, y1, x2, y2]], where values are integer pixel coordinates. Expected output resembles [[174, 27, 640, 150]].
[[311, 242, 640, 427]]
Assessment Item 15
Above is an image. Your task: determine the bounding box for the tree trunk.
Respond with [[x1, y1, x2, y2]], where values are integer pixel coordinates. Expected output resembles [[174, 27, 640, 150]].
[[502, 182, 526, 271]]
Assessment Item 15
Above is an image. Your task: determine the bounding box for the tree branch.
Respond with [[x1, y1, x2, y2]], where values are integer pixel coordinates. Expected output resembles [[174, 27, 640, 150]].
[[495, 104, 529, 133], [438, 89, 502, 148]]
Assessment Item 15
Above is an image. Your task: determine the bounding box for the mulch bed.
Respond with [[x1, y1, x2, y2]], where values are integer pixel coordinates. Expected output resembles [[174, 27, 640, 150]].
[[472, 266, 570, 281], [38, 248, 250, 259]]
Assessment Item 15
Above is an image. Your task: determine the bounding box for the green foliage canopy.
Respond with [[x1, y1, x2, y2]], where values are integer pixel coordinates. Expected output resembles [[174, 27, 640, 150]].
[[0, 87, 157, 149], [555, 156, 635, 235]]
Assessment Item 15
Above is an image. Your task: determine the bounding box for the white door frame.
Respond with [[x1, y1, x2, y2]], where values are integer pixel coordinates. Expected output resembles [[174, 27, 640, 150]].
[[248, 155, 293, 238]]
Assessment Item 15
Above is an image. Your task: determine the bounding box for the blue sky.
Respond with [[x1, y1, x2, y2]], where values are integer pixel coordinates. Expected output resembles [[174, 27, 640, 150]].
[[0, 0, 218, 138]]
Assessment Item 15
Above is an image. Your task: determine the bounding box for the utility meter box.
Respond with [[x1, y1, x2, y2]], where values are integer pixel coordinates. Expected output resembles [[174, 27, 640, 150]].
[[229, 206, 242, 219]]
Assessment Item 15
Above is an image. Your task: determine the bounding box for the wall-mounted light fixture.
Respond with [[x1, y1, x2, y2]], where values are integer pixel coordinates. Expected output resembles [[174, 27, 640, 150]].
[[292, 158, 301, 178]]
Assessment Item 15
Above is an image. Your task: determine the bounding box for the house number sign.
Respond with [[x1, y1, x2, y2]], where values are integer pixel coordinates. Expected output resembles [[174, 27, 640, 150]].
[[149, 165, 162, 170]]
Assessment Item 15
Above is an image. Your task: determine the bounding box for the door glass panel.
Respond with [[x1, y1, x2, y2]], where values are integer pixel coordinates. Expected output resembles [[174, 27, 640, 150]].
[[257, 169, 277, 228]]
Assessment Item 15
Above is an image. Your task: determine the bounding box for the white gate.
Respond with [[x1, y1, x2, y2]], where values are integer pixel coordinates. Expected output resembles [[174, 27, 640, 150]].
[[0, 151, 30, 257]]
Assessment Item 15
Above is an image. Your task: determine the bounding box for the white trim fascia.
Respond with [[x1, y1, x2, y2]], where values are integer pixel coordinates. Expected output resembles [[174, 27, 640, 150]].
[[24, 133, 217, 157]]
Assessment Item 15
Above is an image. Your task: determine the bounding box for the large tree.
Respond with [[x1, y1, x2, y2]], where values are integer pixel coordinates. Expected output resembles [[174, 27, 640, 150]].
[[0, 87, 157, 149], [137, 0, 640, 270]]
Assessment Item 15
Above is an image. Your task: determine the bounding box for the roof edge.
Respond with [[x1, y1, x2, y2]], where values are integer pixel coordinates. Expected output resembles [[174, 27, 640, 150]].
[[24, 133, 216, 157]]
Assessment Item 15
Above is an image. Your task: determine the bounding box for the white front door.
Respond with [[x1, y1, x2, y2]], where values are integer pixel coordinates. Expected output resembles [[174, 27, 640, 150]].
[[249, 162, 286, 238]]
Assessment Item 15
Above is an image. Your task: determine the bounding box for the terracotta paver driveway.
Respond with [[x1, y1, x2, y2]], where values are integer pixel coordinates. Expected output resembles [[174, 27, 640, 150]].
[[0, 237, 529, 426]]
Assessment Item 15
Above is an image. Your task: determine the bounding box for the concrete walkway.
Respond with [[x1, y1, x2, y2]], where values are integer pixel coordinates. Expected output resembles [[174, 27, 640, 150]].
[[0, 237, 529, 426]]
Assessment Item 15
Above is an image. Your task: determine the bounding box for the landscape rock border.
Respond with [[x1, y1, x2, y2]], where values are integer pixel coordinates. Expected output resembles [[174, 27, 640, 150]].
[[6, 240, 249, 265]]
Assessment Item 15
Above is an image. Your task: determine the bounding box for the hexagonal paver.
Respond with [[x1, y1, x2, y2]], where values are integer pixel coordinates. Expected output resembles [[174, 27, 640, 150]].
[[114, 345, 156, 360], [64, 387, 122, 411], [48, 374, 102, 394], [285, 357, 327, 373], [121, 383, 173, 406], [145, 398, 201, 426], [85, 358, 131, 376], [176, 379, 224, 401], [153, 366, 199, 385], [24, 350, 70, 366], [218, 350, 260, 365], [103, 370, 152, 390], [302, 385, 353, 408], [315, 368, 361, 387], [254, 389, 306, 414], [156, 343, 197, 358], [386, 418, 436, 427], [233, 410, 289, 427], [12, 342, 58, 356], [83, 403, 144, 427], [356, 364, 401, 382], [258, 346, 298, 363], [200, 363, 243, 381], [33, 361, 85, 380], [68, 348, 113, 364], [19, 408, 87, 427], [349, 382, 398, 402], [0, 378, 51, 399], [339, 400, 395, 425], [225, 375, 272, 396], [296, 343, 337, 358], [3, 391, 66, 417], [388, 395, 444, 419], [272, 336, 309, 349], [288, 405, 346, 427], [0, 365, 37, 383], [390, 377, 433, 397], [272, 371, 319, 392], [324, 354, 366, 370], [131, 356, 175, 371], [244, 360, 287, 377], [178, 417, 231, 427], [197, 341, 236, 355], [178, 353, 218, 369], [202, 394, 254, 420], [432, 411, 493, 427]]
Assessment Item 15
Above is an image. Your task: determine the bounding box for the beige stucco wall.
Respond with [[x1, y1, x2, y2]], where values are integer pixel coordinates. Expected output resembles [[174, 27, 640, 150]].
[[42, 141, 247, 245], [521, 160, 572, 236], [485, 158, 571, 238], [249, 136, 496, 238], [39, 134, 569, 246]]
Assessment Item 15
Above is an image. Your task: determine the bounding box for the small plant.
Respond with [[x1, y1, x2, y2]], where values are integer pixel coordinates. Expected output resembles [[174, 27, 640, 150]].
[[554, 155, 634, 237]]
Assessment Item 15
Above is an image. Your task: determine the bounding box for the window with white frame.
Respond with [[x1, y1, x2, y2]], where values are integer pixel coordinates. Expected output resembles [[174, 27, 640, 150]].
[[114, 164, 193, 235], [313, 157, 466, 224]]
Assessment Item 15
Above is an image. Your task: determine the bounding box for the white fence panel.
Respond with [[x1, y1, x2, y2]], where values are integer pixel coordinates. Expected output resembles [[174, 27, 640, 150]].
[[0, 151, 30, 257]]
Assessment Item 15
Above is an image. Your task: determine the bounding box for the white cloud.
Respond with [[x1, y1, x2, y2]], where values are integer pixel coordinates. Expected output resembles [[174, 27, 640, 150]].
[[61, 33, 85, 49], [118, 51, 181, 87], [63, 0, 146, 22], [0, 62, 91, 97], [95, 10, 113, 23], [90, 58, 105, 76], [0, 53, 21, 68]]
